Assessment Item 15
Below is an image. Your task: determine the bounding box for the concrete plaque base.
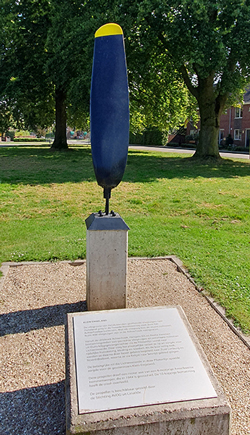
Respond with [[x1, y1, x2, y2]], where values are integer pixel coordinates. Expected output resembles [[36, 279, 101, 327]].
[[65, 307, 231, 435]]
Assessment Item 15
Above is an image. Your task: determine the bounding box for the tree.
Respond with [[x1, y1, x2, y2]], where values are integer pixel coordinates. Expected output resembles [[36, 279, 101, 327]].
[[45, 0, 198, 147], [0, 99, 13, 138], [0, 0, 55, 133], [124, 28, 197, 133], [0, 0, 93, 148], [117, 0, 250, 158], [45, 0, 98, 150], [0, 2, 15, 134]]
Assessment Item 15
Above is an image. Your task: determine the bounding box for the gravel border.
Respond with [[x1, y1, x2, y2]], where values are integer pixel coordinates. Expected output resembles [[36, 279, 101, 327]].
[[0, 257, 250, 435]]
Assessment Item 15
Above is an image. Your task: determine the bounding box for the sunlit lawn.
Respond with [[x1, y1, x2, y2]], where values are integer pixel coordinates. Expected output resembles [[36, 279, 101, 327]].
[[0, 145, 250, 332]]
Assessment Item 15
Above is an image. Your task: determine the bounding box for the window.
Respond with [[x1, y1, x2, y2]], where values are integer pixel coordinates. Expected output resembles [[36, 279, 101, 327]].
[[234, 129, 242, 140], [235, 107, 243, 118]]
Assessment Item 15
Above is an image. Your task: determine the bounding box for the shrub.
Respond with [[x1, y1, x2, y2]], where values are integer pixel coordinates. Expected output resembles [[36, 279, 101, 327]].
[[8, 131, 15, 140], [130, 127, 163, 146], [45, 133, 55, 139], [129, 131, 144, 144], [13, 138, 45, 142], [143, 127, 163, 146], [233, 146, 249, 152]]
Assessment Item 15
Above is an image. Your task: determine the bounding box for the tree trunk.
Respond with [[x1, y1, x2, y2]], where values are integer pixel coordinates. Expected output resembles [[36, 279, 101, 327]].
[[51, 88, 68, 150], [193, 77, 222, 159], [180, 70, 226, 160], [194, 108, 220, 159]]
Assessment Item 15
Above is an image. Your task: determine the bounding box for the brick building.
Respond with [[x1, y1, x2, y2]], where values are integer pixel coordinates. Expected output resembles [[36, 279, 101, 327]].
[[185, 87, 250, 148], [219, 88, 250, 147]]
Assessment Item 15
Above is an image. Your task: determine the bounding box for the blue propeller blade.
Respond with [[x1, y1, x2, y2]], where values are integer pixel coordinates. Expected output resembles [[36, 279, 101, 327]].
[[90, 23, 129, 213]]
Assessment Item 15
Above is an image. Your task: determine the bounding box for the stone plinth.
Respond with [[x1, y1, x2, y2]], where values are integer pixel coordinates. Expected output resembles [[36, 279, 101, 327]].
[[85, 213, 129, 311], [65, 307, 231, 435]]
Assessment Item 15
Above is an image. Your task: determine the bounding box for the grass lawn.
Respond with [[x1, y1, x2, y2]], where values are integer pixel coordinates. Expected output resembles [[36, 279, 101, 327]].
[[0, 144, 250, 333]]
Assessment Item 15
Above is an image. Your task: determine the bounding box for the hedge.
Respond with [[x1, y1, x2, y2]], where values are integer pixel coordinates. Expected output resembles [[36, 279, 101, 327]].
[[129, 128, 163, 146]]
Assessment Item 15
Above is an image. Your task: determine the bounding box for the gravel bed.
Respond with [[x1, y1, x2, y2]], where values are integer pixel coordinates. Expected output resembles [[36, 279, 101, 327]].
[[0, 258, 249, 435]]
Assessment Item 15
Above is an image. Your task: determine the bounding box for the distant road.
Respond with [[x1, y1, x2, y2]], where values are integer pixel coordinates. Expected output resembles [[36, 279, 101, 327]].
[[1, 140, 249, 160], [129, 145, 250, 160]]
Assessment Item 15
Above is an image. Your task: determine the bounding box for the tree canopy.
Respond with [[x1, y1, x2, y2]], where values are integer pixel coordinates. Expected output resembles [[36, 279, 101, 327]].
[[0, 0, 199, 148], [117, 0, 250, 157], [45, 0, 96, 148], [0, 0, 54, 132], [123, 19, 197, 133], [1, 0, 250, 155], [0, 0, 93, 146]]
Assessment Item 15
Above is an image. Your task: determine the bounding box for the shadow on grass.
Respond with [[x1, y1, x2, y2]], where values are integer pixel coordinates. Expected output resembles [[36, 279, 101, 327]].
[[0, 381, 65, 435], [0, 300, 87, 336], [0, 146, 249, 186]]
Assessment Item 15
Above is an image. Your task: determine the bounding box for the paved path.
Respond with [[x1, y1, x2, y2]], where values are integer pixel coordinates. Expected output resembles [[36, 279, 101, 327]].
[[129, 145, 250, 160]]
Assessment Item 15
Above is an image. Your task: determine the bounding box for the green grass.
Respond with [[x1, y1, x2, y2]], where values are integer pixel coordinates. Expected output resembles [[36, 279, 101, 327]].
[[1, 145, 250, 333]]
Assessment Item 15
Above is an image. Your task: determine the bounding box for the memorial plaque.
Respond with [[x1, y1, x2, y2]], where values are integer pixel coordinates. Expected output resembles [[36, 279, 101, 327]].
[[73, 306, 217, 414]]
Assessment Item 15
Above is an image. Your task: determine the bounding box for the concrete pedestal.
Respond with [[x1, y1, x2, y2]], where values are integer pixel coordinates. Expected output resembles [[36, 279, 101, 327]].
[[85, 213, 129, 311]]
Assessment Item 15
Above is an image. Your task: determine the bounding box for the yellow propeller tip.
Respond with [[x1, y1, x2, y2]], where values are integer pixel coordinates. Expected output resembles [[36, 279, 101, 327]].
[[95, 23, 123, 38]]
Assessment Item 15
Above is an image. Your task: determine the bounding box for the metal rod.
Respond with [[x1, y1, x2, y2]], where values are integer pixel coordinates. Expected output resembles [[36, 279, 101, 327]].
[[104, 187, 111, 215], [105, 196, 109, 215]]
